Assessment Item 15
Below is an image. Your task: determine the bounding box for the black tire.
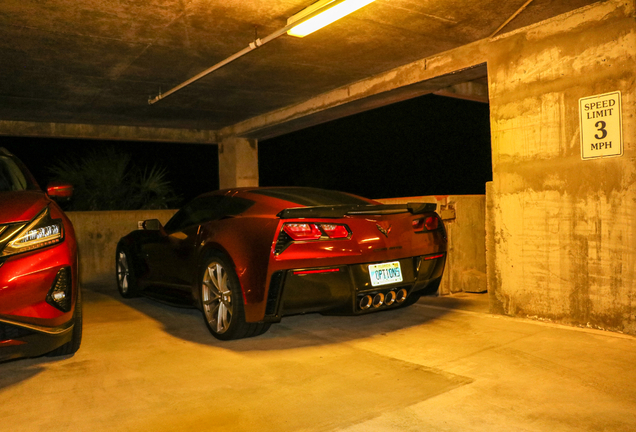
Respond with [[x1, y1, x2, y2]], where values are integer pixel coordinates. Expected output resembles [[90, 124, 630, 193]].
[[116, 243, 139, 298], [419, 278, 441, 297], [200, 253, 270, 340], [47, 287, 83, 357]]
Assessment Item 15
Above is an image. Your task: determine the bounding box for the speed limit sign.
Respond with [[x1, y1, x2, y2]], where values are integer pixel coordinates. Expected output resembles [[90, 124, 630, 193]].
[[579, 91, 623, 160]]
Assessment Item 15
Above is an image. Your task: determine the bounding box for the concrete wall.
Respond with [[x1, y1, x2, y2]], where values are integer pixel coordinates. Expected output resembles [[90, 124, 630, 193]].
[[68, 196, 487, 295], [373, 195, 487, 295], [439, 196, 487, 295], [67, 210, 177, 285], [486, 0, 636, 333]]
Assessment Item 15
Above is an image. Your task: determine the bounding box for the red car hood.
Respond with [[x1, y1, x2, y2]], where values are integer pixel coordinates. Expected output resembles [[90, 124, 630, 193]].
[[0, 191, 50, 223]]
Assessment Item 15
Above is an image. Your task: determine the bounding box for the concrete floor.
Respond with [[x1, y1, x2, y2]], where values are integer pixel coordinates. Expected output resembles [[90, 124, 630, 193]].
[[1, 284, 636, 432]]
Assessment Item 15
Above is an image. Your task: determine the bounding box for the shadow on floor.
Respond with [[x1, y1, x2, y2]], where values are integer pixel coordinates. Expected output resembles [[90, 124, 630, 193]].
[[0, 355, 74, 390], [82, 279, 455, 352], [418, 291, 490, 313]]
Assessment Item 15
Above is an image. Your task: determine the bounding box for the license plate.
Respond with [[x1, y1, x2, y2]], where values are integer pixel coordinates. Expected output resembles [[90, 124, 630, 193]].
[[368, 261, 403, 287]]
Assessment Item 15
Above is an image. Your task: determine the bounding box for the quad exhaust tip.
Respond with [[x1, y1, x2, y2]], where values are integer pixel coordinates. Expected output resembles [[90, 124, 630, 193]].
[[359, 288, 408, 310], [360, 295, 373, 310], [372, 293, 384, 308], [385, 290, 396, 306], [396, 288, 408, 303]]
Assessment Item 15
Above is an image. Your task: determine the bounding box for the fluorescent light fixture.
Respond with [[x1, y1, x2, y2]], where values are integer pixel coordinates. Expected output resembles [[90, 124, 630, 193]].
[[287, 0, 376, 38], [148, 0, 377, 104]]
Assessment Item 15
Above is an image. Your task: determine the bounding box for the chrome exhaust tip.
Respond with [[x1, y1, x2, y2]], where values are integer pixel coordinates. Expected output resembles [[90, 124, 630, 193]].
[[385, 290, 396, 306], [360, 295, 373, 310], [396, 288, 408, 303], [372, 293, 385, 308]]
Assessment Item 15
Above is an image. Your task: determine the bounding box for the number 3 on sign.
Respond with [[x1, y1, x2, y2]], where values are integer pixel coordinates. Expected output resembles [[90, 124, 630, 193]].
[[594, 121, 607, 140]]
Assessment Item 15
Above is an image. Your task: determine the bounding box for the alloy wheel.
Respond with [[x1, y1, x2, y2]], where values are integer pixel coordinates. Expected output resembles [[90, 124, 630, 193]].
[[117, 250, 130, 295], [202, 261, 233, 334]]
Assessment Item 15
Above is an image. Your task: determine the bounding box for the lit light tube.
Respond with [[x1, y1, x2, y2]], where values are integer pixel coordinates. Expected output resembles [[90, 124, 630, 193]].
[[287, 0, 376, 38]]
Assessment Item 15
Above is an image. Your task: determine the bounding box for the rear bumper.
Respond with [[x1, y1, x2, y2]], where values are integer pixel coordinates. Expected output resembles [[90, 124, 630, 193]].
[[264, 252, 446, 321]]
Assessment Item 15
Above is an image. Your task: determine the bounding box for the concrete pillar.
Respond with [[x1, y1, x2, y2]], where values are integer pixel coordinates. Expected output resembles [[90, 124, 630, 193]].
[[218, 137, 259, 189], [487, 0, 636, 333]]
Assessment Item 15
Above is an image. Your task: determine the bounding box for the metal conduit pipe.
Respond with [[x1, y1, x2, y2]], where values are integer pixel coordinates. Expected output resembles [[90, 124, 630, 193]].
[[489, 0, 535, 39], [148, 0, 349, 105]]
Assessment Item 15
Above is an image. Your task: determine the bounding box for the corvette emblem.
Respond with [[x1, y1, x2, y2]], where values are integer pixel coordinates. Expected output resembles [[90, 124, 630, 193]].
[[376, 222, 392, 237]]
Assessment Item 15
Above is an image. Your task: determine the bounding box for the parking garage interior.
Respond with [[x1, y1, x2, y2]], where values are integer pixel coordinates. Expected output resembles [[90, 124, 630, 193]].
[[1, 0, 635, 430]]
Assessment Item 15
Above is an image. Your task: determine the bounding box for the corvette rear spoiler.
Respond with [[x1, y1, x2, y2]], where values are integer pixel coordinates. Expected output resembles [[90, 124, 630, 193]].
[[277, 202, 437, 219]]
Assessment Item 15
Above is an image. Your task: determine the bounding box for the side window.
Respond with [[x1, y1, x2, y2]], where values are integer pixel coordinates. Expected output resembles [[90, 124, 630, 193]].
[[163, 196, 255, 233], [164, 196, 225, 233], [218, 197, 254, 219]]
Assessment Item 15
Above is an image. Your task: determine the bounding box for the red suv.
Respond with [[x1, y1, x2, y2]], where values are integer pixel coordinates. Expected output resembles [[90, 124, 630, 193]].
[[0, 147, 82, 361]]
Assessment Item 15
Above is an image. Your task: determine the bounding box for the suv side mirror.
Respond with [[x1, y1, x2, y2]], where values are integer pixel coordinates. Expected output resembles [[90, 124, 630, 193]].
[[46, 181, 73, 202], [138, 219, 163, 231]]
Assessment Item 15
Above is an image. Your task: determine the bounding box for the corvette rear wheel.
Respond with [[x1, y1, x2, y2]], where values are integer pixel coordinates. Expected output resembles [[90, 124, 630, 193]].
[[200, 254, 270, 340], [116, 244, 139, 298]]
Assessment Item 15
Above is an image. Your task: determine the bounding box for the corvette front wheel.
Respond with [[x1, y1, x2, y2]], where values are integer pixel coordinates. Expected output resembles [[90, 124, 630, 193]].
[[116, 244, 139, 298], [200, 254, 269, 340]]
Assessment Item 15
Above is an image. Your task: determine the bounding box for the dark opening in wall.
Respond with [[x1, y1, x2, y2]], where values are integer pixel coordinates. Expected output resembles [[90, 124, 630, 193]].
[[0, 137, 218, 207], [259, 94, 492, 200]]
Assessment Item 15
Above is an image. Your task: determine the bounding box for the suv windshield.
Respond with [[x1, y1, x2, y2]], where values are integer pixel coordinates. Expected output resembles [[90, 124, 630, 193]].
[[0, 154, 38, 192]]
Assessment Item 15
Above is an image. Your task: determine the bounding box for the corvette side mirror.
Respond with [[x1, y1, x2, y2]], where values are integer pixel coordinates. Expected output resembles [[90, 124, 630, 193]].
[[138, 219, 163, 231]]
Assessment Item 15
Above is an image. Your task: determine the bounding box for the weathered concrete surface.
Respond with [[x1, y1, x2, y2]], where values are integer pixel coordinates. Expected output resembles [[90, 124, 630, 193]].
[[218, 136, 259, 189], [67, 210, 177, 285], [228, 64, 490, 141], [220, 42, 492, 141], [487, 0, 636, 334], [380, 195, 487, 295], [1, 288, 635, 432], [0, 120, 218, 144], [440, 195, 487, 295]]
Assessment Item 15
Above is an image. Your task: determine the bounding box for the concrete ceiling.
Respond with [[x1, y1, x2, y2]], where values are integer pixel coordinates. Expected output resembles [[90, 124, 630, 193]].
[[0, 0, 598, 139]]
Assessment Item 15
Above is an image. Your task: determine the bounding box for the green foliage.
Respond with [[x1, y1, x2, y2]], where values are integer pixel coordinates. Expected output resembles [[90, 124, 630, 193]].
[[48, 147, 179, 211]]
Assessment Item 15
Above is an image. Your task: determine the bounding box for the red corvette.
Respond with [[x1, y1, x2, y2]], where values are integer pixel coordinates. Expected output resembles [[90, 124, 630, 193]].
[[116, 187, 446, 340], [0, 147, 81, 362]]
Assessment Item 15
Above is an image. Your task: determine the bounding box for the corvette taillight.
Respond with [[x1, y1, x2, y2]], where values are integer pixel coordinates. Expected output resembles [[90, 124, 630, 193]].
[[412, 215, 440, 232], [283, 223, 323, 240], [282, 222, 350, 240], [320, 224, 349, 239], [276, 222, 351, 255]]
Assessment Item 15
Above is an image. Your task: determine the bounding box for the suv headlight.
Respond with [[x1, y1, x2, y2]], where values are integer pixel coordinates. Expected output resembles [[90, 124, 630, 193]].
[[1, 207, 64, 257]]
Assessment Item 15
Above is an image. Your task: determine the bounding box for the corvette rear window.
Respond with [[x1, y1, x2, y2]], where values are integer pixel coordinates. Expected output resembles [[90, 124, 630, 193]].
[[252, 188, 370, 207]]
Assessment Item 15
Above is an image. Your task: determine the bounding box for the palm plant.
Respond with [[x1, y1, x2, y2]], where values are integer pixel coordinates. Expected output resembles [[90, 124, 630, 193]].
[[48, 147, 179, 211]]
